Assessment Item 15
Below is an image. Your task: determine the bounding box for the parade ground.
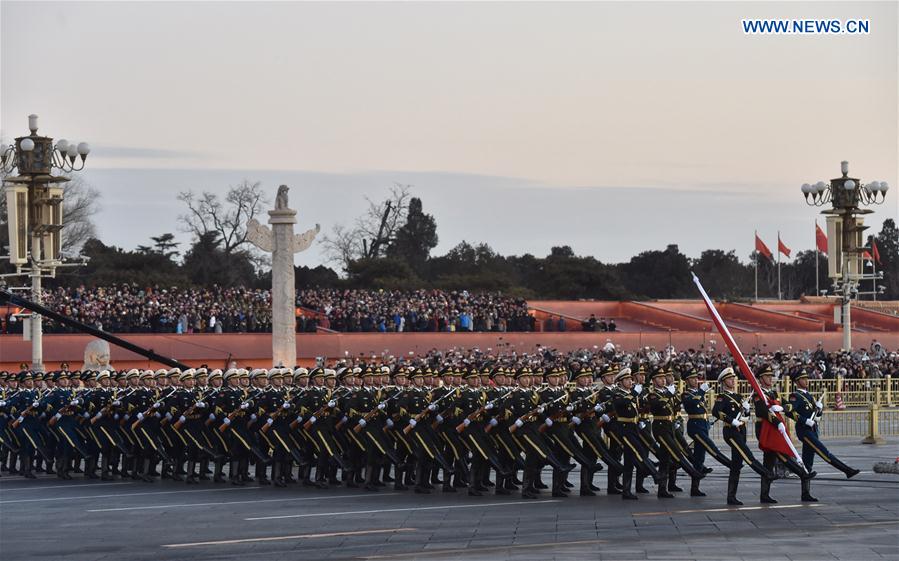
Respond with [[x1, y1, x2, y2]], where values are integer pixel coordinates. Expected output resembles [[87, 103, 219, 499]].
[[1, 440, 896, 561]]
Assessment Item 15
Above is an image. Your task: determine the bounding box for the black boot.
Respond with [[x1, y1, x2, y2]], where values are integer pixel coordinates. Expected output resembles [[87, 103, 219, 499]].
[[230, 460, 244, 485], [101, 454, 113, 481], [668, 468, 683, 492], [521, 468, 538, 499], [621, 470, 638, 500], [20, 452, 36, 479], [213, 459, 226, 483], [690, 477, 706, 497], [414, 461, 431, 494], [727, 471, 743, 506], [832, 458, 860, 479], [801, 478, 818, 502], [657, 470, 674, 499], [394, 466, 409, 491], [760, 476, 778, 504], [468, 464, 484, 496], [185, 460, 198, 484], [635, 470, 649, 494], [580, 466, 596, 496], [364, 464, 380, 491]]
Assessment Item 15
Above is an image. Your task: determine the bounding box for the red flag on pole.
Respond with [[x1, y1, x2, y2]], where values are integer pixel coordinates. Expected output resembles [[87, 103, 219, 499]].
[[872, 239, 882, 265], [755, 234, 773, 261], [815, 222, 828, 253], [777, 234, 791, 258], [691, 273, 801, 460], [862, 250, 873, 261]]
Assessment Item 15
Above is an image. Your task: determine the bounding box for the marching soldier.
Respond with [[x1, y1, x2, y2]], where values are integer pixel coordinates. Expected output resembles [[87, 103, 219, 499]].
[[681, 368, 731, 496], [712, 367, 777, 505], [608, 368, 660, 500], [788, 369, 859, 502]]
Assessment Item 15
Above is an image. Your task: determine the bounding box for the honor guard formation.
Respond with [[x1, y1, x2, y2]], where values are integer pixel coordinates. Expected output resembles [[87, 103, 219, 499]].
[[0, 360, 860, 505]]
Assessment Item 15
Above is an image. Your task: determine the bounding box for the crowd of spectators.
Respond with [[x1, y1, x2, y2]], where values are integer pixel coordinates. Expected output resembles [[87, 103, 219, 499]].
[[4, 285, 273, 335], [296, 288, 533, 333], [398, 340, 899, 381], [0, 285, 533, 335]]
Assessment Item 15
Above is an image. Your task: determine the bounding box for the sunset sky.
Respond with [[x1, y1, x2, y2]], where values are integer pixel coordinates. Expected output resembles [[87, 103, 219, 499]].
[[2, 1, 896, 266]]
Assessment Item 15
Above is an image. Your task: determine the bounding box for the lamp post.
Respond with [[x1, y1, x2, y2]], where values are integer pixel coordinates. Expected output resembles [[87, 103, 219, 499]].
[[1, 114, 91, 372], [802, 161, 888, 351]]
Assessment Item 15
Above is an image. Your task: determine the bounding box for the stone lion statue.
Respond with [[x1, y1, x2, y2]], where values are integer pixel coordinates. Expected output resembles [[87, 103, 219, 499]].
[[275, 185, 289, 210], [82, 339, 113, 371]]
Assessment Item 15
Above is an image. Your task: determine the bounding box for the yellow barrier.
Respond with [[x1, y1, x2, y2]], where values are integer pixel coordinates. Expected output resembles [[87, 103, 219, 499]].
[[695, 376, 894, 408]]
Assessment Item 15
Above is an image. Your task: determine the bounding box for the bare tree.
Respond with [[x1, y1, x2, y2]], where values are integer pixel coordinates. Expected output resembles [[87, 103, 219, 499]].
[[177, 180, 267, 255], [321, 183, 411, 270]]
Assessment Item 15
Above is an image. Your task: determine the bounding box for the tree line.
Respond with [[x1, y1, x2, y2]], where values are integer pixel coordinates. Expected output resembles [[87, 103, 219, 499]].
[[1, 179, 896, 301]]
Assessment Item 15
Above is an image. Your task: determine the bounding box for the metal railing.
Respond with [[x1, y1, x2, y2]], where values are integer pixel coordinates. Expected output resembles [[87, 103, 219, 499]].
[[685, 375, 896, 408]]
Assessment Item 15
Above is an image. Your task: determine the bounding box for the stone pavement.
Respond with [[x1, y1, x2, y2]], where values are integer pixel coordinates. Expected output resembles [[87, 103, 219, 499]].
[[1, 440, 897, 561]]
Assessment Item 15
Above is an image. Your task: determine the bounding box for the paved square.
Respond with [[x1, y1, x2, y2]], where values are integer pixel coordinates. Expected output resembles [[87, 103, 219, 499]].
[[1, 440, 897, 561]]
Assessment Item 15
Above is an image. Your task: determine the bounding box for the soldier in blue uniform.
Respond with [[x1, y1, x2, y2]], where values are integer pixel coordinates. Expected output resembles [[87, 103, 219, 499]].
[[788, 369, 859, 502], [681, 368, 731, 497], [609, 368, 661, 500]]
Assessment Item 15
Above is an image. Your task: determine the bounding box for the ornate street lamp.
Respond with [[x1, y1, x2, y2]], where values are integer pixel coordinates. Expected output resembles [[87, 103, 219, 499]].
[[2, 114, 91, 372], [802, 161, 888, 351]]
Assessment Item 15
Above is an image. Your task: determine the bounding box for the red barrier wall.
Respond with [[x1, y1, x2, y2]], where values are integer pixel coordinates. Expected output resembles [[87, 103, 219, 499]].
[[3, 331, 897, 371]]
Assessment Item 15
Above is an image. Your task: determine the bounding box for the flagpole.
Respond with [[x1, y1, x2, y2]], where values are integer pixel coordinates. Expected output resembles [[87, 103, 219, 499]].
[[873, 255, 877, 302], [754, 231, 758, 301], [777, 231, 782, 300], [815, 221, 819, 296]]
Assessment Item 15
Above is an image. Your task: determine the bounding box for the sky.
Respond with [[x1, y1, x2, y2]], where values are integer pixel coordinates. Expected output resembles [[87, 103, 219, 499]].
[[2, 1, 897, 268]]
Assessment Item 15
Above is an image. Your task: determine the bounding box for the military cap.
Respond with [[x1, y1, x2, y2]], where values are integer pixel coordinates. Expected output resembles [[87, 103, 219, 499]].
[[574, 367, 594, 380], [614, 367, 633, 383], [154, 369, 168, 378], [463, 368, 480, 380], [195, 367, 208, 377], [0, 371, 7, 381], [250, 368, 268, 380], [18, 371, 32, 382], [268, 368, 284, 380], [651, 367, 667, 380], [97, 370, 111, 381], [237, 368, 249, 379], [757, 364, 775, 377], [208, 368, 224, 381], [717, 367, 736, 382], [682, 369, 700, 380], [410, 367, 425, 380], [293, 367, 309, 379], [634, 364, 648, 376], [33, 371, 44, 381], [126, 368, 141, 379], [380, 365, 391, 375], [179, 368, 196, 382], [792, 369, 809, 381], [310, 367, 325, 378], [393, 367, 409, 378], [323, 368, 337, 380], [167, 367, 182, 377], [224, 368, 240, 381], [141, 370, 156, 380]]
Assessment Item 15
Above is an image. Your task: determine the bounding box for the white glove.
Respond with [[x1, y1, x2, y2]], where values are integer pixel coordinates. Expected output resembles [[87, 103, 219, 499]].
[[71, 399, 81, 406], [386, 418, 394, 428], [742, 400, 751, 413], [805, 418, 816, 427], [123, 414, 130, 421], [594, 403, 604, 413], [154, 401, 162, 409], [408, 419, 417, 428], [815, 400, 823, 409], [565, 405, 574, 412], [240, 402, 250, 410], [16, 416, 24, 423], [777, 422, 786, 433], [427, 404, 437, 411], [209, 413, 216, 421], [137, 413, 145, 421], [249, 414, 257, 421], [700, 382, 710, 392], [489, 418, 498, 427], [54, 413, 62, 420], [295, 416, 303, 424], [82, 412, 90, 419], [485, 402, 494, 410], [731, 418, 743, 427], [153, 412, 161, 418], [165, 412, 173, 420], [179, 415, 187, 424], [196, 402, 206, 408], [223, 417, 231, 426], [378, 403, 386, 410], [544, 418, 553, 427], [327, 400, 336, 408], [266, 418, 274, 426], [357, 419, 367, 428], [308, 415, 317, 424], [463, 419, 471, 427], [282, 402, 291, 410], [0, 400, 5, 407], [93, 412, 103, 420], [638, 421, 646, 429], [601, 414, 611, 423], [667, 384, 677, 394], [112, 400, 121, 406], [514, 419, 524, 428], [435, 414, 444, 423], [769, 405, 784, 414], [113, 414, 120, 420], [32, 401, 40, 407], [572, 416, 581, 425], [634, 384, 643, 394]]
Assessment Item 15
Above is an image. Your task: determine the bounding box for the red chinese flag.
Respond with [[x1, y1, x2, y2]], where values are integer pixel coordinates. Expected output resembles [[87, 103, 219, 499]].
[[759, 404, 794, 455], [755, 234, 773, 261], [872, 239, 882, 265], [862, 250, 873, 261], [815, 223, 828, 253], [777, 234, 791, 258]]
